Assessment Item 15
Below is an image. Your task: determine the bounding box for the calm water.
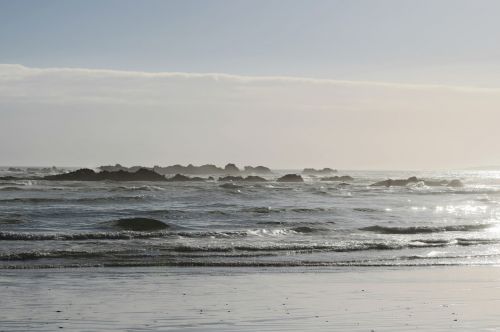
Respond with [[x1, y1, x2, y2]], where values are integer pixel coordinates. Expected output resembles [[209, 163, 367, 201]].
[[1, 168, 500, 269]]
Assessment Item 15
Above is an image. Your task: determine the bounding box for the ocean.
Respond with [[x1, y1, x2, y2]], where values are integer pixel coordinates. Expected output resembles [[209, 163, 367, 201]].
[[1, 168, 500, 269]]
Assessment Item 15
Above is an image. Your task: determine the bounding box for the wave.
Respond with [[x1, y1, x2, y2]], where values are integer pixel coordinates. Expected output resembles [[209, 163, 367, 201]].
[[0, 250, 114, 261], [0, 186, 25, 191], [241, 207, 330, 214], [0, 195, 148, 204], [0, 186, 66, 191], [360, 223, 494, 234], [0, 231, 168, 241], [219, 183, 243, 189], [109, 185, 165, 192]]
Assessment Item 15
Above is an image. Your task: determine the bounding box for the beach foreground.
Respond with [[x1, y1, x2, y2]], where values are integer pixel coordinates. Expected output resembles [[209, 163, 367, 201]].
[[1, 266, 500, 331]]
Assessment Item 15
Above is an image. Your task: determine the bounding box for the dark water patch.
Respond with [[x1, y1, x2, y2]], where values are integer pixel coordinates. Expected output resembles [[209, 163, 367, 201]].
[[256, 221, 284, 226], [0, 186, 24, 191], [219, 183, 243, 189], [108, 218, 169, 231], [0, 218, 24, 225], [242, 207, 329, 214], [456, 238, 500, 246], [290, 207, 329, 213], [361, 223, 494, 234], [0, 186, 65, 191], [0, 197, 63, 203], [207, 210, 230, 216], [242, 207, 285, 214], [353, 207, 383, 213], [411, 239, 450, 245], [310, 190, 331, 196], [0, 231, 169, 241], [0, 250, 113, 261], [291, 226, 329, 234]]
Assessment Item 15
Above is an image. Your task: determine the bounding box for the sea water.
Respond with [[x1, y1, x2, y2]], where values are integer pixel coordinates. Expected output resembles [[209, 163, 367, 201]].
[[1, 168, 500, 269]]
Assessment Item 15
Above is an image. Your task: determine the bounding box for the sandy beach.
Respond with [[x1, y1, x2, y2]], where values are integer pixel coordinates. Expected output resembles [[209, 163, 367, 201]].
[[1, 266, 500, 331]]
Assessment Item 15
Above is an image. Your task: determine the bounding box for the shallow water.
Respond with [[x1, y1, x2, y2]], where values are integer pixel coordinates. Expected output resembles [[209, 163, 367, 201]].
[[2, 168, 500, 268]]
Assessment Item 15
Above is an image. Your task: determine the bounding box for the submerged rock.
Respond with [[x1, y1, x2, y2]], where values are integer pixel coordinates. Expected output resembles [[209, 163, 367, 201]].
[[110, 217, 169, 231], [277, 174, 304, 182]]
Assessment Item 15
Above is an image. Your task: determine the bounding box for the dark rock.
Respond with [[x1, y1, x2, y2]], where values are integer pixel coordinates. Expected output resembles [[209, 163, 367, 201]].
[[151, 163, 273, 175], [371, 177, 463, 187], [277, 174, 304, 182], [7, 167, 23, 172], [44, 168, 97, 181], [98, 164, 129, 172], [244, 166, 272, 174], [303, 168, 337, 175], [110, 218, 169, 231], [167, 174, 207, 181], [224, 163, 240, 174], [320, 175, 354, 182], [219, 175, 267, 182], [44, 168, 165, 181], [100, 168, 166, 181], [243, 176, 267, 182], [447, 179, 464, 187]]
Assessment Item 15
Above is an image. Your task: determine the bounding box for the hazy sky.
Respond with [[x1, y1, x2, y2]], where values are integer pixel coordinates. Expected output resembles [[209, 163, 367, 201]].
[[1, 0, 500, 169]]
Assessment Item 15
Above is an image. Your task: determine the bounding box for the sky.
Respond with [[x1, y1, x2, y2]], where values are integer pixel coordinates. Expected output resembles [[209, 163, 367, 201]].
[[1, 0, 500, 170]]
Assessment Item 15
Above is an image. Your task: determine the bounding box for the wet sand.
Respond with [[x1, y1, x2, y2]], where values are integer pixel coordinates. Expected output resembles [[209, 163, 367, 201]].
[[1, 266, 500, 331]]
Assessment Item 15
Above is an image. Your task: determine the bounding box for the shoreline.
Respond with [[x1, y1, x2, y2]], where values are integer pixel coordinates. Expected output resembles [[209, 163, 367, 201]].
[[2, 265, 500, 331]]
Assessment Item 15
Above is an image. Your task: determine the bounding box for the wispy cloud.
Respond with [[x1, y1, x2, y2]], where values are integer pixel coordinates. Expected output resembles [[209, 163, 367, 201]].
[[1, 64, 500, 169]]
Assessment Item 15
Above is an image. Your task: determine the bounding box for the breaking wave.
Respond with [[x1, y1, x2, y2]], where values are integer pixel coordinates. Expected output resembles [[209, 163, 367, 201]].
[[361, 223, 495, 234]]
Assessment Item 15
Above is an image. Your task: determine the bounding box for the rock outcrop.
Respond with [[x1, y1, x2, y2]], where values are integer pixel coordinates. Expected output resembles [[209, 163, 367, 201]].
[[371, 177, 463, 187], [224, 163, 240, 174], [303, 168, 337, 175], [166, 174, 209, 181], [320, 175, 354, 182], [44, 168, 166, 181], [218, 175, 267, 182], [243, 166, 272, 174], [277, 174, 304, 182], [98, 163, 273, 176]]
